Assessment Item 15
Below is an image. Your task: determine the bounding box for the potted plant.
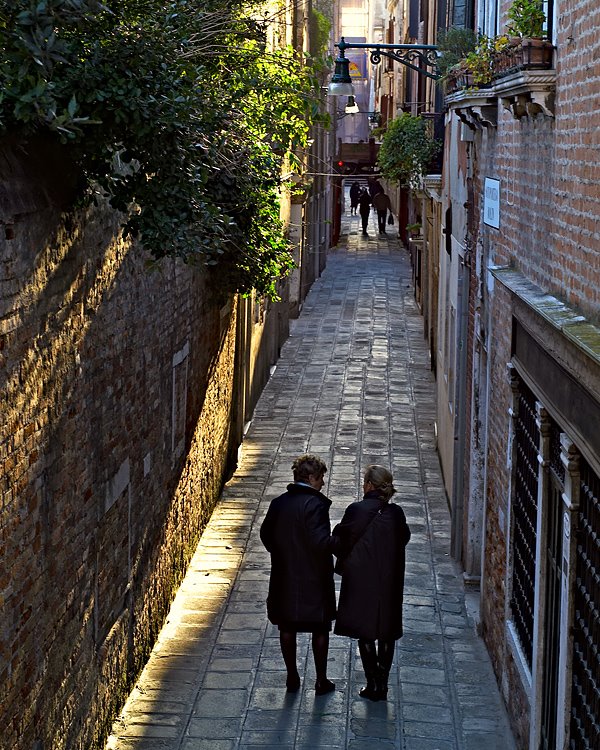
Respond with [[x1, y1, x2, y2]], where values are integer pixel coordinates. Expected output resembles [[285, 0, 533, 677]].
[[443, 33, 510, 92], [436, 27, 478, 80], [506, 0, 546, 38], [463, 34, 496, 87], [406, 222, 423, 238], [503, 0, 553, 69]]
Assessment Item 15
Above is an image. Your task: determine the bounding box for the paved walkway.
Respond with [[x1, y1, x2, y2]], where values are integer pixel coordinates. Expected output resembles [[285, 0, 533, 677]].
[[106, 211, 516, 750]]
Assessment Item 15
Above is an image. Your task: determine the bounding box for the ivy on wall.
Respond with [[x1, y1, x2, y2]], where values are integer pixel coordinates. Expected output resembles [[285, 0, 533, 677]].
[[0, 0, 329, 299]]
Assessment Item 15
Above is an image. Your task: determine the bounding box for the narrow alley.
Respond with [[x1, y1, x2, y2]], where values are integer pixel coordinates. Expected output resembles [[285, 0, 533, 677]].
[[106, 213, 516, 750]]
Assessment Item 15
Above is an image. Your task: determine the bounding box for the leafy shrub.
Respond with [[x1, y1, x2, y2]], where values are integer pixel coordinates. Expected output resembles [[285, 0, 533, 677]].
[[0, 0, 329, 299], [377, 113, 441, 189]]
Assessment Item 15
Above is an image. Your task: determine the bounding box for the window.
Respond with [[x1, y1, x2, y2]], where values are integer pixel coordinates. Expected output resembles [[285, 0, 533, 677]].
[[510, 377, 539, 667]]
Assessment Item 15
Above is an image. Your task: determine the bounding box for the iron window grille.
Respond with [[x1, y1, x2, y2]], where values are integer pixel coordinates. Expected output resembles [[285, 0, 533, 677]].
[[510, 378, 540, 668], [570, 456, 600, 749]]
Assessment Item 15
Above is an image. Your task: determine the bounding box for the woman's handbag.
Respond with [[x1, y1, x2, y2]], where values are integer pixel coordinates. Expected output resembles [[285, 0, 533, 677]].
[[387, 214, 394, 226], [334, 507, 384, 575]]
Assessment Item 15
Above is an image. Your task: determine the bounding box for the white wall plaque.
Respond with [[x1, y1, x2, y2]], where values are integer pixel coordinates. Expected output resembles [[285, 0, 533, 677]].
[[484, 177, 500, 229]]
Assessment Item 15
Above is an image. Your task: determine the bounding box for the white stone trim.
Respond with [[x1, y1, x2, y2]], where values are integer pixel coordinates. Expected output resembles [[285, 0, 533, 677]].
[[506, 618, 533, 696]]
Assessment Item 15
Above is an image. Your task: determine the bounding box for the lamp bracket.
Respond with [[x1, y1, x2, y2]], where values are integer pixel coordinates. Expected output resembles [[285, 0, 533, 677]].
[[336, 37, 440, 81]]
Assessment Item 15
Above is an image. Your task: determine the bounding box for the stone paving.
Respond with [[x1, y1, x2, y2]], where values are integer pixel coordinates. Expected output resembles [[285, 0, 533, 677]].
[[106, 210, 516, 750]]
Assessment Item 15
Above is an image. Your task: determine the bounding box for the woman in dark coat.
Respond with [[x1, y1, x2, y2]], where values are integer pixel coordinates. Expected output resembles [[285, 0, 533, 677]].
[[349, 181, 361, 215], [260, 454, 336, 695], [358, 189, 372, 235], [332, 465, 410, 701]]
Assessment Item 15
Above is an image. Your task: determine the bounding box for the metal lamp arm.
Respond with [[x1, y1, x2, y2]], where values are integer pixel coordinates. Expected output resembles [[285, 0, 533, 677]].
[[335, 37, 440, 81]]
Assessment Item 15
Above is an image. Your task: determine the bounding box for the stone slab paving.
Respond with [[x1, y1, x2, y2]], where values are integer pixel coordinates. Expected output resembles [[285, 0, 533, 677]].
[[106, 212, 516, 750]]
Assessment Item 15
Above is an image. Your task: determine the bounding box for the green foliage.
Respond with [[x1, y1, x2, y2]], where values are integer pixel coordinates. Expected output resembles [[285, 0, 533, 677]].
[[436, 27, 478, 78], [441, 32, 510, 89], [0, 0, 329, 299], [310, 8, 331, 58], [507, 0, 546, 38], [376, 113, 441, 189], [463, 34, 495, 85]]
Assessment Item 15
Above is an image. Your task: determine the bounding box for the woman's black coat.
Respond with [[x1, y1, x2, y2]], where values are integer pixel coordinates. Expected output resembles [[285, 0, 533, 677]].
[[260, 483, 336, 627], [358, 192, 371, 216], [332, 492, 410, 640]]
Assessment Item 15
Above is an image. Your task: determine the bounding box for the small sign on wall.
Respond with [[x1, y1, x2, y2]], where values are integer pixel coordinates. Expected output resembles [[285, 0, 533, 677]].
[[484, 177, 500, 229]]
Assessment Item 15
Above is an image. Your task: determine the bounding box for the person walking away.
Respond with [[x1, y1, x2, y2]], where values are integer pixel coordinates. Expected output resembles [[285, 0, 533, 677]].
[[260, 454, 336, 695], [349, 182, 361, 215], [368, 178, 383, 198], [372, 191, 392, 234], [358, 190, 372, 235], [331, 465, 411, 701]]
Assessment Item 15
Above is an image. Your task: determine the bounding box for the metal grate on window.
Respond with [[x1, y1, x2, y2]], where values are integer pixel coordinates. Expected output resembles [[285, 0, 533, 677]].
[[510, 379, 539, 668], [549, 420, 565, 484], [570, 457, 600, 749]]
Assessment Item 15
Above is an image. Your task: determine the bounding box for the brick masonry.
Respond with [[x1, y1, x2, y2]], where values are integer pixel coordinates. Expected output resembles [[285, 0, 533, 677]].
[[458, 2, 600, 746], [490, 5, 600, 322], [0, 143, 273, 749]]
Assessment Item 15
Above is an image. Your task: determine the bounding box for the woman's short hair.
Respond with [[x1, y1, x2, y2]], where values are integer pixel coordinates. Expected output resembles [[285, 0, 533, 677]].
[[292, 454, 327, 483], [364, 465, 396, 501]]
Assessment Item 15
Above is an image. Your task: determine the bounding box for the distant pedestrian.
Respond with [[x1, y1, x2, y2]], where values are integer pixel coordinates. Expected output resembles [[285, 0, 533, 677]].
[[368, 178, 384, 198], [331, 465, 411, 701], [260, 454, 336, 695], [372, 191, 392, 234], [358, 190, 371, 235], [349, 182, 361, 215]]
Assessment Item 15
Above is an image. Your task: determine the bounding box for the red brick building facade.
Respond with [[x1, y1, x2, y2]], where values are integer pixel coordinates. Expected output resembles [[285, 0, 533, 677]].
[[373, 0, 600, 745], [440, 1, 600, 747]]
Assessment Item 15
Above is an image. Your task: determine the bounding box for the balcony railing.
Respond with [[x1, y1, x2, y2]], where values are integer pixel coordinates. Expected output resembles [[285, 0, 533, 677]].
[[444, 40, 556, 120], [494, 39, 554, 80]]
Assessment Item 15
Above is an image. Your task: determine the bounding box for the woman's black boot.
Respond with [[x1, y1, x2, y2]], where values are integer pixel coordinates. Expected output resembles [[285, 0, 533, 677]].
[[377, 639, 395, 699], [358, 639, 380, 701]]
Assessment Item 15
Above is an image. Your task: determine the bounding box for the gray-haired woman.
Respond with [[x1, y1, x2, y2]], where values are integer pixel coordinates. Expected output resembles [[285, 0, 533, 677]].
[[331, 465, 411, 700], [260, 454, 336, 695]]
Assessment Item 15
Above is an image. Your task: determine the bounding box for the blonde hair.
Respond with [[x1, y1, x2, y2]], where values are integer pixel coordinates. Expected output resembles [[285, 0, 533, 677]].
[[364, 465, 396, 501]]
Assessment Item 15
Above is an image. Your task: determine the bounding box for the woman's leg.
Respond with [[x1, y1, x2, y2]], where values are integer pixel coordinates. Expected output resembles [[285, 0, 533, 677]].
[[279, 630, 300, 691], [377, 639, 395, 698], [358, 638, 380, 700], [312, 632, 335, 694]]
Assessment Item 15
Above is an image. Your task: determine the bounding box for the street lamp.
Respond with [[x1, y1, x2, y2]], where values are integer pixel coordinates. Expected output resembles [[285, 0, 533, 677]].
[[328, 44, 355, 96], [336, 98, 381, 124], [327, 37, 440, 96], [344, 96, 360, 114]]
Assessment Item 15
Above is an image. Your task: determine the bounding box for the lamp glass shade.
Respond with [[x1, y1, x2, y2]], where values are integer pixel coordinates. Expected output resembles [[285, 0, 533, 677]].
[[327, 52, 355, 96], [328, 80, 355, 96]]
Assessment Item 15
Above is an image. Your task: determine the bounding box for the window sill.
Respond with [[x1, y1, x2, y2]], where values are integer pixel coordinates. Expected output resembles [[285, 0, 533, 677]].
[[506, 619, 533, 698]]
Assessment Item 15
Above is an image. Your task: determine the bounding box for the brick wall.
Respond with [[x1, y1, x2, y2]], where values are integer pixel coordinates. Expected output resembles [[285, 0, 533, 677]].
[[0, 141, 258, 749], [492, 0, 600, 321], [480, 281, 512, 640], [480, 278, 531, 749], [491, 110, 555, 278], [553, 0, 600, 319]]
